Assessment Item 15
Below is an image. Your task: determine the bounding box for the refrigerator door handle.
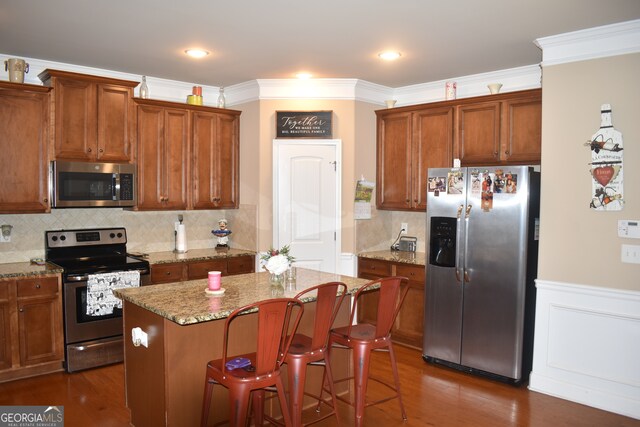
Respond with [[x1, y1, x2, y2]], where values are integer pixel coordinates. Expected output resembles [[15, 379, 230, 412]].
[[463, 204, 472, 283], [455, 204, 464, 282]]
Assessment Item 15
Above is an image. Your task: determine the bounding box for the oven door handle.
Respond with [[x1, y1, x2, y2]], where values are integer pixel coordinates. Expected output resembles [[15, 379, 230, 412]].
[[66, 267, 150, 282]]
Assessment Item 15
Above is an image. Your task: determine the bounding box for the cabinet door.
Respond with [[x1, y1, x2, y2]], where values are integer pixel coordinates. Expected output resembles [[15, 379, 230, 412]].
[[0, 282, 13, 370], [16, 277, 62, 366], [376, 112, 412, 210], [137, 105, 188, 210], [412, 107, 453, 210], [501, 96, 542, 164], [0, 86, 50, 213], [213, 113, 239, 208], [97, 84, 133, 162], [53, 78, 96, 160], [191, 111, 218, 209], [163, 109, 189, 210], [356, 258, 392, 324], [191, 111, 239, 209], [392, 264, 425, 349], [137, 104, 165, 209], [456, 102, 501, 166]]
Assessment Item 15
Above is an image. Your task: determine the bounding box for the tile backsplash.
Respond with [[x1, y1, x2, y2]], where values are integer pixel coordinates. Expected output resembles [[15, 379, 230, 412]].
[[356, 207, 426, 253], [0, 204, 257, 263]]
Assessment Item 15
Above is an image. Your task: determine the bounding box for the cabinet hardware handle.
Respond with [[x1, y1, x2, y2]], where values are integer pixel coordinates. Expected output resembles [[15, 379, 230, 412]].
[[87, 148, 92, 153], [36, 284, 41, 289], [505, 150, 510, 155], [99, 148, 104, 153], [405, 199, 410, 203], [19, 308, 23, 312], [166, 271, 171, 275], [493, 151, 498, 155], [43, 198, 48, 203]]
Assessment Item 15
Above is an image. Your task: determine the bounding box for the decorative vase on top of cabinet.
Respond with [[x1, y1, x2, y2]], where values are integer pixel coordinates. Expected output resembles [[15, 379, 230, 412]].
[[0, 82, 52, 213], [38, 69, 138, 163]]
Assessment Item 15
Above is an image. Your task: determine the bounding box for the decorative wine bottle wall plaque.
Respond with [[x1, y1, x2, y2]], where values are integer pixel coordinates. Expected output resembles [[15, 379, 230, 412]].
[[585, 104, 624, 211]]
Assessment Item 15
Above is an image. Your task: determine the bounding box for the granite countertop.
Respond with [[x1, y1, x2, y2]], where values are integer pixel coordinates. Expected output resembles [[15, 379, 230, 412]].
[[0, 262, 63, 279], [113, 268, 369, 326], [142, 248, 256, 265], [358, 250, 426, 266]]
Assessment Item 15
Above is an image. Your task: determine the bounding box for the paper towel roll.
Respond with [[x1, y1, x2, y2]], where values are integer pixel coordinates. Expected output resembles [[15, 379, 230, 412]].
[[175, 223, 187, 253]]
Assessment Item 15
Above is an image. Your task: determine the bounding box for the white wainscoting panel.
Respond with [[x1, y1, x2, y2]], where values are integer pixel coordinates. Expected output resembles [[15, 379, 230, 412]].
[[529, 280, 640, 420], [339, 253, 357, 277]]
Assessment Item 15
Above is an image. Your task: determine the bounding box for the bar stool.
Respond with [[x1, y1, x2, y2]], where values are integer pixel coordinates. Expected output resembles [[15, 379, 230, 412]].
[[200, 298, 304, 427], [326, 276, 410, 427], [285, 282, 347, 426]]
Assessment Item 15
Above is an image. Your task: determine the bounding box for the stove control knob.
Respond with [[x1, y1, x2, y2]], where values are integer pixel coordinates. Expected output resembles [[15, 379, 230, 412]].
[[51, 236, 58, 242], [117, 232, 123, 238], [60, 235, 66, 241], [110, 233, 116, 239]]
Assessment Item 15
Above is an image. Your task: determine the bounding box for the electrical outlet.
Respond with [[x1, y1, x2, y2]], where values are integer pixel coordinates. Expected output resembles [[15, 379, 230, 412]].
[[401, 223, 408, 235]]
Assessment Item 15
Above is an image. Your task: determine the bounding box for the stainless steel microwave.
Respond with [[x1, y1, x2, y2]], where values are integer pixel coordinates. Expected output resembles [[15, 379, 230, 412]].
[[50, 161, 137, 208]]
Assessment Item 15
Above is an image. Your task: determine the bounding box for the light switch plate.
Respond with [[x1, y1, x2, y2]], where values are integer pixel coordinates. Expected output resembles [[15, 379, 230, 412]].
[[621, 244, 640, 264]]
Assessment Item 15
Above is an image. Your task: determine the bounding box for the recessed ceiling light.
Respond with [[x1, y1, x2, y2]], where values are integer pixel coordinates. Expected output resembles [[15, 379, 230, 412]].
[[296, 72, 312, 79], [378, 51, 401, 61], [184, 49, 210, 58]]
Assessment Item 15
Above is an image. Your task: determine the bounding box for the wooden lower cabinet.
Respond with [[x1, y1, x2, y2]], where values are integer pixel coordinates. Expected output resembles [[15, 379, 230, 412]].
[[0, 275, 64, 382], [357, 257, 425, 349], [150, 255, 255, 284]]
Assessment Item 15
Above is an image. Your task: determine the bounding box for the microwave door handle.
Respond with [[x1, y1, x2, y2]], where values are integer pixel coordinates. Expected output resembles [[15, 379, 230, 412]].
[[113, 173, 118, 200]]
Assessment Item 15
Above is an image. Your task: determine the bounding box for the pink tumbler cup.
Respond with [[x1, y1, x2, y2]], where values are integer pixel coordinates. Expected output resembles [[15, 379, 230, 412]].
[[208, 271, 221, 291]]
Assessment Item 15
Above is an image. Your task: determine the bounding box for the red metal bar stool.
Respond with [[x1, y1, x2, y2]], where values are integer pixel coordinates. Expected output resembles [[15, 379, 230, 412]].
[[326, 276, 410, 427], [200, 298, 304, 427], [285, 281, 347, 426]]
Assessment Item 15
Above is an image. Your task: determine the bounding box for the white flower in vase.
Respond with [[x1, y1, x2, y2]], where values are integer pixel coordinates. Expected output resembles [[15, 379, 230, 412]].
[[265, 254, 290, 276]]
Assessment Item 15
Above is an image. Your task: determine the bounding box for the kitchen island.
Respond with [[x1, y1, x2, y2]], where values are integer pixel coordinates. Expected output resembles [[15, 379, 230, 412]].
[[114, 269, 369, 427]]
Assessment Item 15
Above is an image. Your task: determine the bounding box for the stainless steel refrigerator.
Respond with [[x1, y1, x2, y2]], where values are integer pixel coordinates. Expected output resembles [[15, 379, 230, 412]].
[[422, 166, 540, 384]]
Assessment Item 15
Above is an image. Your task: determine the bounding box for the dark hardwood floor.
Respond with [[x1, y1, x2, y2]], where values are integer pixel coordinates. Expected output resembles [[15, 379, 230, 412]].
[[0, 345, 637, 426]]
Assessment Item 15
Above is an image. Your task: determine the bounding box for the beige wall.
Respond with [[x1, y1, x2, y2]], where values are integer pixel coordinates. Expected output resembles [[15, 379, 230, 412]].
[[538, 53, 640, 290], [235, 98, 382, 255]]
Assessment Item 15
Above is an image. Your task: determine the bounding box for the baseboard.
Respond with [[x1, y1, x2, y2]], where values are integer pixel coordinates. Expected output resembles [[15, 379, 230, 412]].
[[529, 280, 640, 420]]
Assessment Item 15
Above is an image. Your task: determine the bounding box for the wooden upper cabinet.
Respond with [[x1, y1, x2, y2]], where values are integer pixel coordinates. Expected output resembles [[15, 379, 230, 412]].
[[136, 103, 189, 210], [376, 107, 453, 211], [412, 107, 453, 210], [38, 69, 138, 162], [191, 110, 240, 209], [455, 101, 502, 165], [501, 95, 542, 164], [454, 89, 542, 166], [376, 111, 413, 210], [0, 82, 51, 213]]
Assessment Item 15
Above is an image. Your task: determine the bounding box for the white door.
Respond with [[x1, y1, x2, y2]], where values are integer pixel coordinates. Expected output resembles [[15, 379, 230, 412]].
[[273, 140, 341, 273]]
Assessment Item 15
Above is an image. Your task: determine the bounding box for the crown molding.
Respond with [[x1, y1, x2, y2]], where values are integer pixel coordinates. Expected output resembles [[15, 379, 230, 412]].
[[535, 19, 640, 67], [393, 64, 541, 107]]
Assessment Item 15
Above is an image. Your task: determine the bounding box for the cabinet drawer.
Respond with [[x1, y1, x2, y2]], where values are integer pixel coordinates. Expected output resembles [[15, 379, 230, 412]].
[[151, 263, 186, 284], [227, 256, 255, 275], [358, 259, 392, 277], [16, 277, 58, 298], [396, 264, 425, 284], [188, 259, 227, 280]]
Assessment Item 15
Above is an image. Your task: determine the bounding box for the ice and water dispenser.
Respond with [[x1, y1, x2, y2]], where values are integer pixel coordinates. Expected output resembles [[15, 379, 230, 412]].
[[429, 217, 457, 268]]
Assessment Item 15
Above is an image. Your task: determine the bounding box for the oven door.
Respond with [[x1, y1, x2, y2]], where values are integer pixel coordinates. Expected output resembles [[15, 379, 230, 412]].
[[63, 280, 124, 344]]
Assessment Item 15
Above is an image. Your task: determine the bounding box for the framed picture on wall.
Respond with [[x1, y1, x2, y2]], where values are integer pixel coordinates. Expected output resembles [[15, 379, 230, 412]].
[[276, 111, 332, 138]]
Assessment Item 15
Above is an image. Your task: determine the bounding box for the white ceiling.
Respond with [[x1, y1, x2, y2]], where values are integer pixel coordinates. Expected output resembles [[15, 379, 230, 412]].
[[1, 0, 640, 88]]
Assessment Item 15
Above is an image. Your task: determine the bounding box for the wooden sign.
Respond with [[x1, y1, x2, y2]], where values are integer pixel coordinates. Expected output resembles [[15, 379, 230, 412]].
[[276, 111, 332, 138]]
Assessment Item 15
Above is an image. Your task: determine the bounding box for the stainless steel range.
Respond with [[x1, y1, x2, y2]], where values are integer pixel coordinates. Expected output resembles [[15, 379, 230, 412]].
[[45, 227, 150, 372]]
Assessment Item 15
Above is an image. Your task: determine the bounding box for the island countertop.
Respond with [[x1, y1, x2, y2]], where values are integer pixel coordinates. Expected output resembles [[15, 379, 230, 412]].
[[114, 268, 369, 326]]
